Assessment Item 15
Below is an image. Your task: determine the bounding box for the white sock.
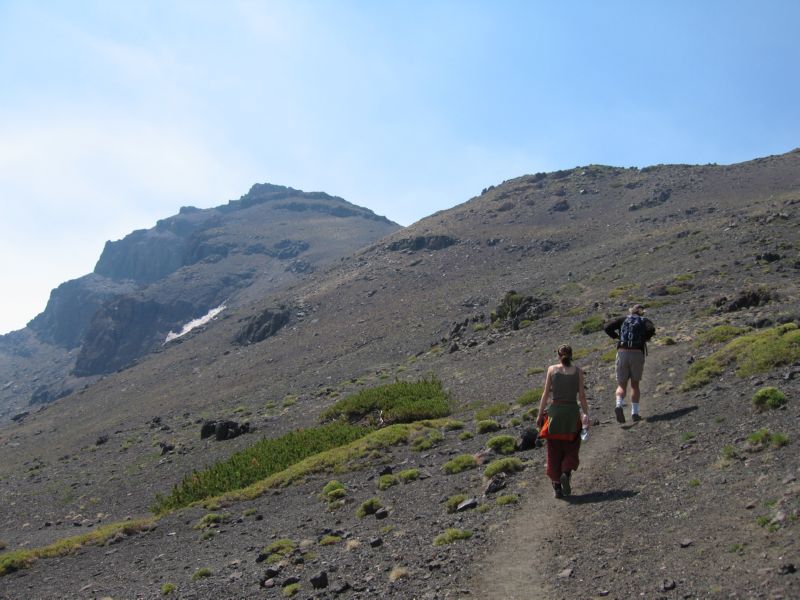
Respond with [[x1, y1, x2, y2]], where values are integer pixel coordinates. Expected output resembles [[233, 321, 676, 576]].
[[631, 403, 639, 415], [615, 396, 625, 408]]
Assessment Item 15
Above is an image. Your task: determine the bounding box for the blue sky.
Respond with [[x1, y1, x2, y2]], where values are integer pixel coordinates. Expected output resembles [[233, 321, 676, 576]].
[[1, 1, 798, 334]]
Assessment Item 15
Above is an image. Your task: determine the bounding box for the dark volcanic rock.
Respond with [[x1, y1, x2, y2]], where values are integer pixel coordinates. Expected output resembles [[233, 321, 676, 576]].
[[386, 235, 458, 252], [235, 306, 291, 345]]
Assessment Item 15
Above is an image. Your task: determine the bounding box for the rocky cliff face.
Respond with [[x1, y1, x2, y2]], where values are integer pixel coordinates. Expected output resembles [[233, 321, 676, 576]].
[[0, 184, 399, 418]]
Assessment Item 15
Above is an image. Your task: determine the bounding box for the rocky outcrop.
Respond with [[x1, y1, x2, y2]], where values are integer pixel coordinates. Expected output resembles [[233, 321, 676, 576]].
[[73, 297, 199, 376], [386, 235, 458, 252], [234, 306, 291, 345], [27, 275, 133, 348]]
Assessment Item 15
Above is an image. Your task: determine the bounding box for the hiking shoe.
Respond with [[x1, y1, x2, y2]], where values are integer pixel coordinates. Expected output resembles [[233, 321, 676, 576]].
[[615, 406, 626, 423], [631, 414, 642, 422], [560, 472, 571, 497], [553, 483, 563, 499]]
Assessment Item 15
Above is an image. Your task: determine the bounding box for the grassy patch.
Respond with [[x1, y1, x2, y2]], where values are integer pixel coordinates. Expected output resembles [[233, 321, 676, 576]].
[[487, 435, 517, 455], [194, 512, 228, 529], [0, 518, 155, 577], [443, 454, 478, 474], [747, 428, 789, 449], [458, 431, 474, 441], [491, 291, 527, 323], [319, 534, 341, 546], [263, 538, 295, 563], [397, 468, 420, 483], [283, 583, 300, 597], [600, 348, 617, 363], [191, 567, 213, 581], [753, 387, 787, 411], [445, 494, 469, 513], [320, 377, 451, 424], [377, 474, 398, 490], [443, 420, 465, 430], [496, 494, 519, 506], [356, 497, 383, 518], [411, 429, 444, 451], [517, 388, 542, 406], [683, 323, 800, 390], [475, 403, 510, 421], [688, 478, 701, 487], [161, 583, 176, 595], [484, 457, 524, 478], [433, 528, 472, 546], [572, 315, 605, 335], [476, 419, 501, 434], [152, 422, 369, 514], [695, 324, 749, 346], [389, 566, 410, 582], [320, 480, 346, 502]]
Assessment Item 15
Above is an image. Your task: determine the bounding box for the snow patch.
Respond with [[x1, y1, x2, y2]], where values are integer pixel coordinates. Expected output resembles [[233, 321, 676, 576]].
[[164, 304, 226, 343]]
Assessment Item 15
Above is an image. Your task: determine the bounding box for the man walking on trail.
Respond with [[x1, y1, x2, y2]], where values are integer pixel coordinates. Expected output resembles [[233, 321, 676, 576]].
[[604, 304, 656, 423]]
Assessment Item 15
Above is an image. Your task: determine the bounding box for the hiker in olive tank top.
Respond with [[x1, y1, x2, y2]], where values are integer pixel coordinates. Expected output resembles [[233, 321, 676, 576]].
[[536, 345, 591, 498]]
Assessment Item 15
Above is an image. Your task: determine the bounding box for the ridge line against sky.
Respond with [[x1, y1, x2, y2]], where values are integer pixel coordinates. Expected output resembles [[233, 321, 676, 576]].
[[1, 0, 799, 334]]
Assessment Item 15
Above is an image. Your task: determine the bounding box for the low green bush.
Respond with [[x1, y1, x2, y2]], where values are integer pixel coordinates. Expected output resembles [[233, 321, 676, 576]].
[[378, 474, 398, 490], [682, 324, 800, 390], [320, 377, 451, 424], [283, 583, 300, 597], [412, 429, 444, 451], [445, 494, 469, 513], [572, 315, 605, 335], [397, 468, 420, 483], [356, 497, 383, 518], [319, 535, 341, 546], [695, 324, 749, 346], [443, 454, 478, 474], [433, 528, 472, 546], [458, 431, 474, 440], [753, 387, 787, 411], [161, 583, 176, 595], [484, 457, 524, 478], [517, 388, 542, 406], [152, 422, 369, 513], [475, 403, 509, 421], [487, 435, 517, 455], [496, 494, 518, 506], [191, 567, 212, 581], [476, 420, 501, 434]]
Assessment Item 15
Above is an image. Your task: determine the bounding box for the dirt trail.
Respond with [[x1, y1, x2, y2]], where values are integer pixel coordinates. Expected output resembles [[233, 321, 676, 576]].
[[470, 416, 625, 599]]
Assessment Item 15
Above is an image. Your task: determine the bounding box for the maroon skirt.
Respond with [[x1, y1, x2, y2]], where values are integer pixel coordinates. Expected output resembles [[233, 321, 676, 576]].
[[546, 437, 581, 481]]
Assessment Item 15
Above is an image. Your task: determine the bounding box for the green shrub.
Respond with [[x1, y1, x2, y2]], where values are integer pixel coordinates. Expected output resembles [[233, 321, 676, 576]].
[[523, 408, 539, 421], [443, 420, 465, 430], [377, 474, 398, 490], [161, 583, 176, 595], [509, 417, 522, 427], [443, 454, 478, 474], [688, 478, 700, 487], [283, 583, 300, 597], [191, 567, 212, 581], [458, 431, 474, 441], [487, 435, 517, 455], [492, 291, 527, 323], [433, 528, 472, 546], [753, 387, 787, 411], [412, 429, 444, 451], [152, 422, 369, 513], [496, 494, 518, 506], [321, 480, 345, 501], [243, 508, 257, 517], [721, 445, 738, 460], [397, 468, 420, 483], [475, 403, 510, 421], [484, 457, 524, 478], [517, 388, 542, 406], [695, 324, 749, 346], [194, 513, 228, 529], [572, 315, 605, 335], [476, 420, 501, 434], [356, 497, 383, 518], [770, 432, 789, 447], [319, 535, 341, 546], [747, 428, 771, 447], [445, 494, 469, 513], [320, 377, 451, 424]]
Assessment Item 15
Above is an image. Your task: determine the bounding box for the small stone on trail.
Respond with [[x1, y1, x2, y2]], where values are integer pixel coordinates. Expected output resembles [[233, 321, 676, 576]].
[[778, 563, 796, 575], [375, 508, 389, 520], [679, 538, 693, 548], [557, 567, 573, 579], [660, 579, 677, 591]]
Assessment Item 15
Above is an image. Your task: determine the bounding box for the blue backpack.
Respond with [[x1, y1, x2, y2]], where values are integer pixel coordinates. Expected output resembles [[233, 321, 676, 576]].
[[620, 314, 646, 348]]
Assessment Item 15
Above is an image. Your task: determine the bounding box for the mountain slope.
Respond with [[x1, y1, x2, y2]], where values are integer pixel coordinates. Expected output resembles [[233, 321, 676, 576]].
[[0, 184, 399, 422], [0, 150, 798, 598]]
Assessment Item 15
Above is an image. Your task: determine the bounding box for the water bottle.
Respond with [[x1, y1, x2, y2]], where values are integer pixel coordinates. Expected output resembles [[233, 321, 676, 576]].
[[580, 414, 589, 441]]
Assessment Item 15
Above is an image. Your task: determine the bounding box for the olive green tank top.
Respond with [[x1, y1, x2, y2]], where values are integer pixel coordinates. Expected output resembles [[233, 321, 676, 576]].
[[551, 368, 579, 403]]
